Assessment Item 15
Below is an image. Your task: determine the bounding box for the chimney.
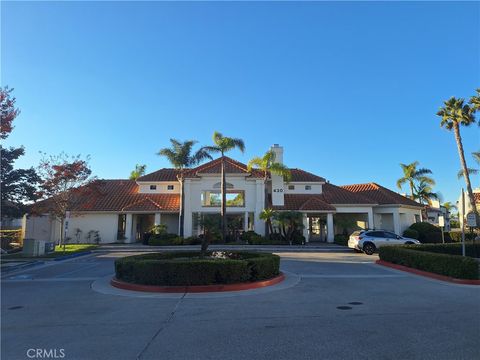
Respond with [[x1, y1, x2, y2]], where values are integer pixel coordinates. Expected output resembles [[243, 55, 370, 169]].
[[270, 144, 284, 206], [270, 144, 283, 164]]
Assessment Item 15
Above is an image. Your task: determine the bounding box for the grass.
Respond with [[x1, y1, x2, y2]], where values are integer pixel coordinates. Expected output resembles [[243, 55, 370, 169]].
[[2, 244, 98, 260]]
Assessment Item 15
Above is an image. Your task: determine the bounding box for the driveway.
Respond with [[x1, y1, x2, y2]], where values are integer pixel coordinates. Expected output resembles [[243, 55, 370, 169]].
[[1, 249, 479, 360]]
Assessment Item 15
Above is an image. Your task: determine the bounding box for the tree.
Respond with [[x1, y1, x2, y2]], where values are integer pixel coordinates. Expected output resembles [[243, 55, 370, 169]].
[[413, 179, 439, 205], [273, 211, 304, 244], [260, 208, 277, 236], [36, 153, 95, 248], [456, 151, 480, 179], [396, 161, 435, 199], [437, 96, 479, 220], [201, 132, 245, 241], [129, 164, 147, 180], [158, 139, 211, 237], [199, 214, 221, 257], [0, 87, 40, 218], [470, 88, 480, 112]]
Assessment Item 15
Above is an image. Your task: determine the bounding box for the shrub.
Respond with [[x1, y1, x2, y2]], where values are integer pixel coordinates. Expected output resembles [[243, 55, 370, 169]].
[[241, 231, 261, 243], [183, 236, 201, 245], [379, 246, 479, 280], [334, 234, 348, 246], [148, 234, 182, 246], [291, 231, 305, 245], [114, 251, 281, 285], [448, 232, 477, 243], [404, 243, 480, 258], [408, 222, 441, 243], [402, 228, 419, 240]]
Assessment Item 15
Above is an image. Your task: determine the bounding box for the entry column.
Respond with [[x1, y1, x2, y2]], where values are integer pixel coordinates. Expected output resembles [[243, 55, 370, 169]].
[[327, 213, 334, 243]]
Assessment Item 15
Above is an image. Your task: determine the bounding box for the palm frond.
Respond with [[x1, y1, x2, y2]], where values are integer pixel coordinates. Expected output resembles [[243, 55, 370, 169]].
[[457, 168, 479, 179]]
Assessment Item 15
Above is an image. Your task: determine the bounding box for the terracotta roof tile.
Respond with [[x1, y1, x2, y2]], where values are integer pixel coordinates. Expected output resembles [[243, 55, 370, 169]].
[[31, 180, 180, 213], [272, 194, 335, 211], [341, 183, 422, 207], [322, 183, 376, 204], [289, 169, 326, 182], [187, 156, 264, 178], [137, 168, 180, 182]]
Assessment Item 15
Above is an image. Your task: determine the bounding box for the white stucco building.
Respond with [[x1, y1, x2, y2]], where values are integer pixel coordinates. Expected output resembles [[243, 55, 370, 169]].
[[24, 145, 423, 244]]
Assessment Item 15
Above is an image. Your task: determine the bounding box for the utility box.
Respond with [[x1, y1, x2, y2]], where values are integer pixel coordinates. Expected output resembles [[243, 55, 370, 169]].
[[23, 239, 46, 257]]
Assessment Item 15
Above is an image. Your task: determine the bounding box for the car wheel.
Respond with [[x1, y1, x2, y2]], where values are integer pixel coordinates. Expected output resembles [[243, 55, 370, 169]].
[[353, 249, 362, 253], [363, 243, 376, 255]]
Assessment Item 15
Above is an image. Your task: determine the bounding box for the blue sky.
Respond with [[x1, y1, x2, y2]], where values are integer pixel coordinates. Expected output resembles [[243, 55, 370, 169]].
[[2, 1, 479, 204]]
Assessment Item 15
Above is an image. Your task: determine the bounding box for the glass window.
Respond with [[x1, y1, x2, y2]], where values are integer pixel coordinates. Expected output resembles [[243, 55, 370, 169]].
[[117, 214, 126, 240], [367, 231, 385, 238], [201, 191, 245, 207], [167, 185, 174, 190], [305, 185, 312, 190], [149, 185, 157, 190], [288, 185, 295, 190]]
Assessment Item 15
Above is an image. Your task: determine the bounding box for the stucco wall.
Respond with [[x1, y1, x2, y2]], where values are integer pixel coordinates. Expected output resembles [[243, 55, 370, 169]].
[[24, 215, 61, 243], [137, 182, 180, 194], [284, 183, 322, 194], [161, 213, 179, 235], [66, 213, 119, 244]]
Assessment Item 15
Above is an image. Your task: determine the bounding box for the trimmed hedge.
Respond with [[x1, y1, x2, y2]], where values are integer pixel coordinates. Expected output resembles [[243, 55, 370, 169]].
[[379, 246, 479, 280], [334, 234, 348, 246], [403, 243, 480, 258], [114, 251, 280, 286], [402, 228, 419, 240], [448, 232, 477, 243]]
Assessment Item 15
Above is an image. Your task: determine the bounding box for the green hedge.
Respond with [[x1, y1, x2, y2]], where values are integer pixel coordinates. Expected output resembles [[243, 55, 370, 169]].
[[408, 222, 442, 243], [402, 228, 419, 240], [334, 234, 348, 246], [115, 251, 281, 285], [448, 232, 477, 243], [404, 243, 480, 258], [379, 246, 479, 280]]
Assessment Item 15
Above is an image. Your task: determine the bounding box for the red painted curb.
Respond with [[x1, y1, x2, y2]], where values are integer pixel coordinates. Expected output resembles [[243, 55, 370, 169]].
[[111, 272, 286, 293], [376, 260, 480, 285]]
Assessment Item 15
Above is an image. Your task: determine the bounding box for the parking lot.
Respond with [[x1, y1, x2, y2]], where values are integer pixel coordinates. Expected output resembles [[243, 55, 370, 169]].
[[2, 248, 479, 360]]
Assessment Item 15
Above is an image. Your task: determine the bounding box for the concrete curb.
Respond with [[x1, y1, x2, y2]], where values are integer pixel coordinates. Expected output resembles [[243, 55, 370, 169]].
[[91, 270, 301, 299], [110, 273, 285, 293], [53, 251, 92, 261], [376, 260, 480, 285]]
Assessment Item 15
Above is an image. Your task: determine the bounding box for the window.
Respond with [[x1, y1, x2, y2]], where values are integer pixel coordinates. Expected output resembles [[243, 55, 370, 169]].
[[305, 185, 312, 190], [367, 231, 385, 238], [117, 214, 126, 240], [149, 185, 157, 190], [288, 185, 295, 190], [167, 185, 174, 190], [201, 191, 245, 207]]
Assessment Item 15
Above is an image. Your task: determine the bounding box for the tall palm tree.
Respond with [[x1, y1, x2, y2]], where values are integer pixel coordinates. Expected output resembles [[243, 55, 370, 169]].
[[129, 164, 147, 180], [396, 161, 435, 199], [259, 208, 277, 236], [470, 88, 480, 112], [442, 201, 457, 214], [158, 139, 211, 237], [413, 179, 439, 205], [457, 151, 480, 179], [437, 97, 479, 219], [201, 132, 245, 241]]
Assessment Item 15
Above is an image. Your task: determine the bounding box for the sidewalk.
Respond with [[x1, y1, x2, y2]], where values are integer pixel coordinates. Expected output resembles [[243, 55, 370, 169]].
[[96, 243, 349, 253]]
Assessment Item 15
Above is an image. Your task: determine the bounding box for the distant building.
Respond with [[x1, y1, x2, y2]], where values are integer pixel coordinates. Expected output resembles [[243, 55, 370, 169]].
[[23, 145, 424, 244], [457, 188, 480, 228], [424, 200, 450, 231]]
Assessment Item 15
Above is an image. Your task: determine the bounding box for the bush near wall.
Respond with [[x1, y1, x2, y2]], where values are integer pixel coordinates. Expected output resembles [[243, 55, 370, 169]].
[[379, 246, 479, 280], [407, 222, 443, 243], [114, 251, 280, 285], [334, 234, 348, 246], [402, 229, 419, 240], [448, 232, 478, 243], [404, 243, 480, 258]]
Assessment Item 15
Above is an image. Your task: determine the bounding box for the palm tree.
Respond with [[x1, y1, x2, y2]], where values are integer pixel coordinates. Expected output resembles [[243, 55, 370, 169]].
[[457, 151, 480, 179], [437, 97, 479, 219], [413, 179, 439, 205], [201, 132, 245, 241], [470, 88, 480, 112], [129, 164, 147, 180], [396, 161, 435, 199], [259, 208, 277, 236], [158, 139, 211, 237]]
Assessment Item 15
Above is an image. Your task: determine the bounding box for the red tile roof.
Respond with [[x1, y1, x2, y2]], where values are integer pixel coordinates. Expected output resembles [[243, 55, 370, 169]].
[[289, 169, 326, 182], [341, 183, 422, 208], [322, 183, 376, 204], [188, 156, 264, 178], [137, 168, 180, 182], [31, 180, 180, 213], [475, 193, 480, 204], [272, 194, 336, 211]]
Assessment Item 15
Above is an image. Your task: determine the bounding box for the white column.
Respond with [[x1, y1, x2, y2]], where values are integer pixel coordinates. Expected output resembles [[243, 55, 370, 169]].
[[183, 179, 193, 237], [254, 179, 265, 235], [302, 214, 309, 242], [327, 213, 334, 243], [244, 212, 249, 232], [367, 208, 374, 230], [393, 210, 401, 235], [154, 213, 161, 225], [125, 214, 134, 243]]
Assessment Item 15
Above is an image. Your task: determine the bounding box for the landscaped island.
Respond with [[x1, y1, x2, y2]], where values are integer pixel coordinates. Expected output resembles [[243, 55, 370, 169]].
[[114, 251, 280, 286]]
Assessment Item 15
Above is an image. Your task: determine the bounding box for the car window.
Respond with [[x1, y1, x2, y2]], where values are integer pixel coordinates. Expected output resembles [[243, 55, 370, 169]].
[[366, 231, 385, 238], [384, 232, 398, 238]]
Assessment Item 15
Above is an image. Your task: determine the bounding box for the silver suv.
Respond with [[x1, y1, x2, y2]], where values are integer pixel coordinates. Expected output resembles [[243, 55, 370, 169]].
[[348, 230, 420, 255]]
